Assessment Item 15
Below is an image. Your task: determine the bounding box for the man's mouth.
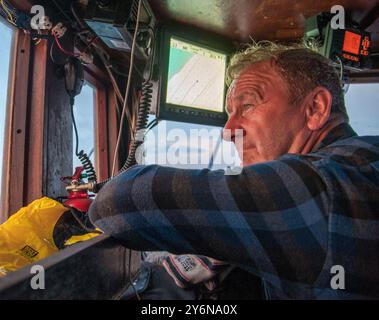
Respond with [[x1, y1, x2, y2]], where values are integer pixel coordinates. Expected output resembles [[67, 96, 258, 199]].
[[234, 145, 257, 162], [240, 144, 256, 153]]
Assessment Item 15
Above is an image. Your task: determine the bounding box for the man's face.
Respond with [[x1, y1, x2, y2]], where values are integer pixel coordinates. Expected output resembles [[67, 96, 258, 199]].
[[223, 60, 306, 166]]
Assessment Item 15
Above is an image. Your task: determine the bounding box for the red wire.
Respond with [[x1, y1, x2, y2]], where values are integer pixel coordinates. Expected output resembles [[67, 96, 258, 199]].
[[54, 35, 80, 57]]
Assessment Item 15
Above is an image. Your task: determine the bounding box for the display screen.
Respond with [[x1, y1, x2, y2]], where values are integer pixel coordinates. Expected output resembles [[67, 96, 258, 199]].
[[166, 37, 227, 113], [342, 31, 361, 55]]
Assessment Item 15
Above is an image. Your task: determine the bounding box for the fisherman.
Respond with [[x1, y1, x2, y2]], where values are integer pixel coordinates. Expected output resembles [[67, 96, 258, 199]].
[[89, 41, 379, 299]]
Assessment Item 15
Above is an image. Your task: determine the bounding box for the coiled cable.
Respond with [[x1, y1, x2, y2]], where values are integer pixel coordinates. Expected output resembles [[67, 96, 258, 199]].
[[92, 80, 152, 192], [77, 150, 97, 182], [70, 99, 97, 183], [120, 81, 153, 171]]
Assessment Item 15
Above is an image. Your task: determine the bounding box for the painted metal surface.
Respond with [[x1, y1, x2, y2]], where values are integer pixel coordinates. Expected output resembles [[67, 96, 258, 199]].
[[0, 235, 141, 300], [148, 0, 379, 43]]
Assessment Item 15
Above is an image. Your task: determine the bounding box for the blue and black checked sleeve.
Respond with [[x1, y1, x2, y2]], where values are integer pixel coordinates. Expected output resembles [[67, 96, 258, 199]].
[[89, 155, 330, 287]]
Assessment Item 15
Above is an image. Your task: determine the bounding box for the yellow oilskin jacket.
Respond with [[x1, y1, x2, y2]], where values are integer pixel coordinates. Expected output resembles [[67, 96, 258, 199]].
[[0, 197, 100, 277]]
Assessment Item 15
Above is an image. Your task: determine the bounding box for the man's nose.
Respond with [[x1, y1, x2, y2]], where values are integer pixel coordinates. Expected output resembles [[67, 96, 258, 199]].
[[222, 114, 245, 142]]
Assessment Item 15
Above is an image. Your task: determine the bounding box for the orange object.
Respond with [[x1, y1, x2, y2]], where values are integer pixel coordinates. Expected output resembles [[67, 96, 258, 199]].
[[342, 31, 361, 55], [342, 53, 359, 62]]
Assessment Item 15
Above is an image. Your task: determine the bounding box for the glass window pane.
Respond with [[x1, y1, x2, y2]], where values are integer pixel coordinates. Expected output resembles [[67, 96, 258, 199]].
[[0, 19, 13, 198], [144, 81, 379, 170], [345, 83, 379, 136], [144, 115, 240, 170], [72, 82, 96, 171]]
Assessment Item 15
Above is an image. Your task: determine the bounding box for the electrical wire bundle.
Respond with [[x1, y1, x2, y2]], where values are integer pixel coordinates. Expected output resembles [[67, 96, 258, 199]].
[[0, 0, 16, 26], [4, 0, 153, 299], [64, 0, 154, 193], [54, 34, 80, 57], [0, 0, 44, 46], [2, 0, 154, 195], [52, 0, 154, 194], [88, 0, 155, 194], [82, 0, 151, 299]]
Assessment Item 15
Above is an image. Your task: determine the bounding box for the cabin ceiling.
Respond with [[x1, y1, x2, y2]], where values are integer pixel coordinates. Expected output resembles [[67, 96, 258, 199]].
[[148, 0, 379, 50]]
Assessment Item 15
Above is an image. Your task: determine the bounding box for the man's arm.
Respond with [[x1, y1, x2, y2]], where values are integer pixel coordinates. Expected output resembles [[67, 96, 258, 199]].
[[89, 155, 329, 285]]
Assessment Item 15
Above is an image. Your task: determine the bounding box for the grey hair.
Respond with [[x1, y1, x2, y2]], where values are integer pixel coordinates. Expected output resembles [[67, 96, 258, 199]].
[[226, 39, 348, 117]]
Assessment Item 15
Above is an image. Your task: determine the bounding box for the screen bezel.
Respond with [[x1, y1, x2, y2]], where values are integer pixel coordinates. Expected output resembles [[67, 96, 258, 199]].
[[157, 24, 233, 127]]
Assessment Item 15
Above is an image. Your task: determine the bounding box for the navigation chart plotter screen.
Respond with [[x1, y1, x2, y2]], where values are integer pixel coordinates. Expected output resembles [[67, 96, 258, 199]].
[[166, 38, 227, 113], [158, 28, 231, 127]]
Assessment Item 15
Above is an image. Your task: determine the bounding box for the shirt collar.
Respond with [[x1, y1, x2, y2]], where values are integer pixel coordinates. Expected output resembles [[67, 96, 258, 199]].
[[315, 122, 358, 151]]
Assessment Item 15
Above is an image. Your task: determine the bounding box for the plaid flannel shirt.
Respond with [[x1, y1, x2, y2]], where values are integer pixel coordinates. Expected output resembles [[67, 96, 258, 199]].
[[89, 123, 379, 299]]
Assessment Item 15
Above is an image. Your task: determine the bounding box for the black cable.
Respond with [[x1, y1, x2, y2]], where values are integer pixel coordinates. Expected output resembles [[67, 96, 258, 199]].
[[51, 0, 75, 25], [120, 82, 153, 169], [77, 151, 97, 182], [70, 1, 87, 30], [143, 118, 159, 139], [146, 118, 158, 130], [50, 38, 67, 65], [70, 98, 97, 182], [70, 99, 80, 156], [91, 5, 157, 193], [70, 208, 102, 235], [93, 80, 153, 192]]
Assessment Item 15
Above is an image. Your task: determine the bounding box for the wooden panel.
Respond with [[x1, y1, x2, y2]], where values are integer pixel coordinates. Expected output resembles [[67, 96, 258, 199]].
[[107, 89, 121, 176], [94, 85, 109, 181], [42, 38, 73, 200], [84, 62, 109, 85], [148, 0, 379, 42], [1, 30, 31, 219], [1, 0, 134, 216], [84, 67, 118, 181], [4, 0, 70, 212], [24, 39, 48, 204], [15, 34, 74, 205]]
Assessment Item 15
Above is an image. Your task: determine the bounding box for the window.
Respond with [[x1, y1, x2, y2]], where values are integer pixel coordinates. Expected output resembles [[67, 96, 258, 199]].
[[345, 83, 379, 135], [0, 19, 13, 202], [143, 115, 240, 170], [144, 82, 379, 171], [72, 82, 96, 171]]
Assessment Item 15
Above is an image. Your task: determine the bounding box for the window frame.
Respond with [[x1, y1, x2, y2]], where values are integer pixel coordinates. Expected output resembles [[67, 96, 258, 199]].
[[0, 1, 118, 221], [0, 18, 15, 222], [83, 64, 116, 182], [0, 25, 30, 222]]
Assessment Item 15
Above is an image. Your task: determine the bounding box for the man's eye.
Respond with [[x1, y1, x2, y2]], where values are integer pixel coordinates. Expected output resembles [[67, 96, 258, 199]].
[[242, 104, 255, 113]]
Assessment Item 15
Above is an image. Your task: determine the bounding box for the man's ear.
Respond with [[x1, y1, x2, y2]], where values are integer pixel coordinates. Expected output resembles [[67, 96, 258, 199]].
[[304, 86, 332, 131]]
